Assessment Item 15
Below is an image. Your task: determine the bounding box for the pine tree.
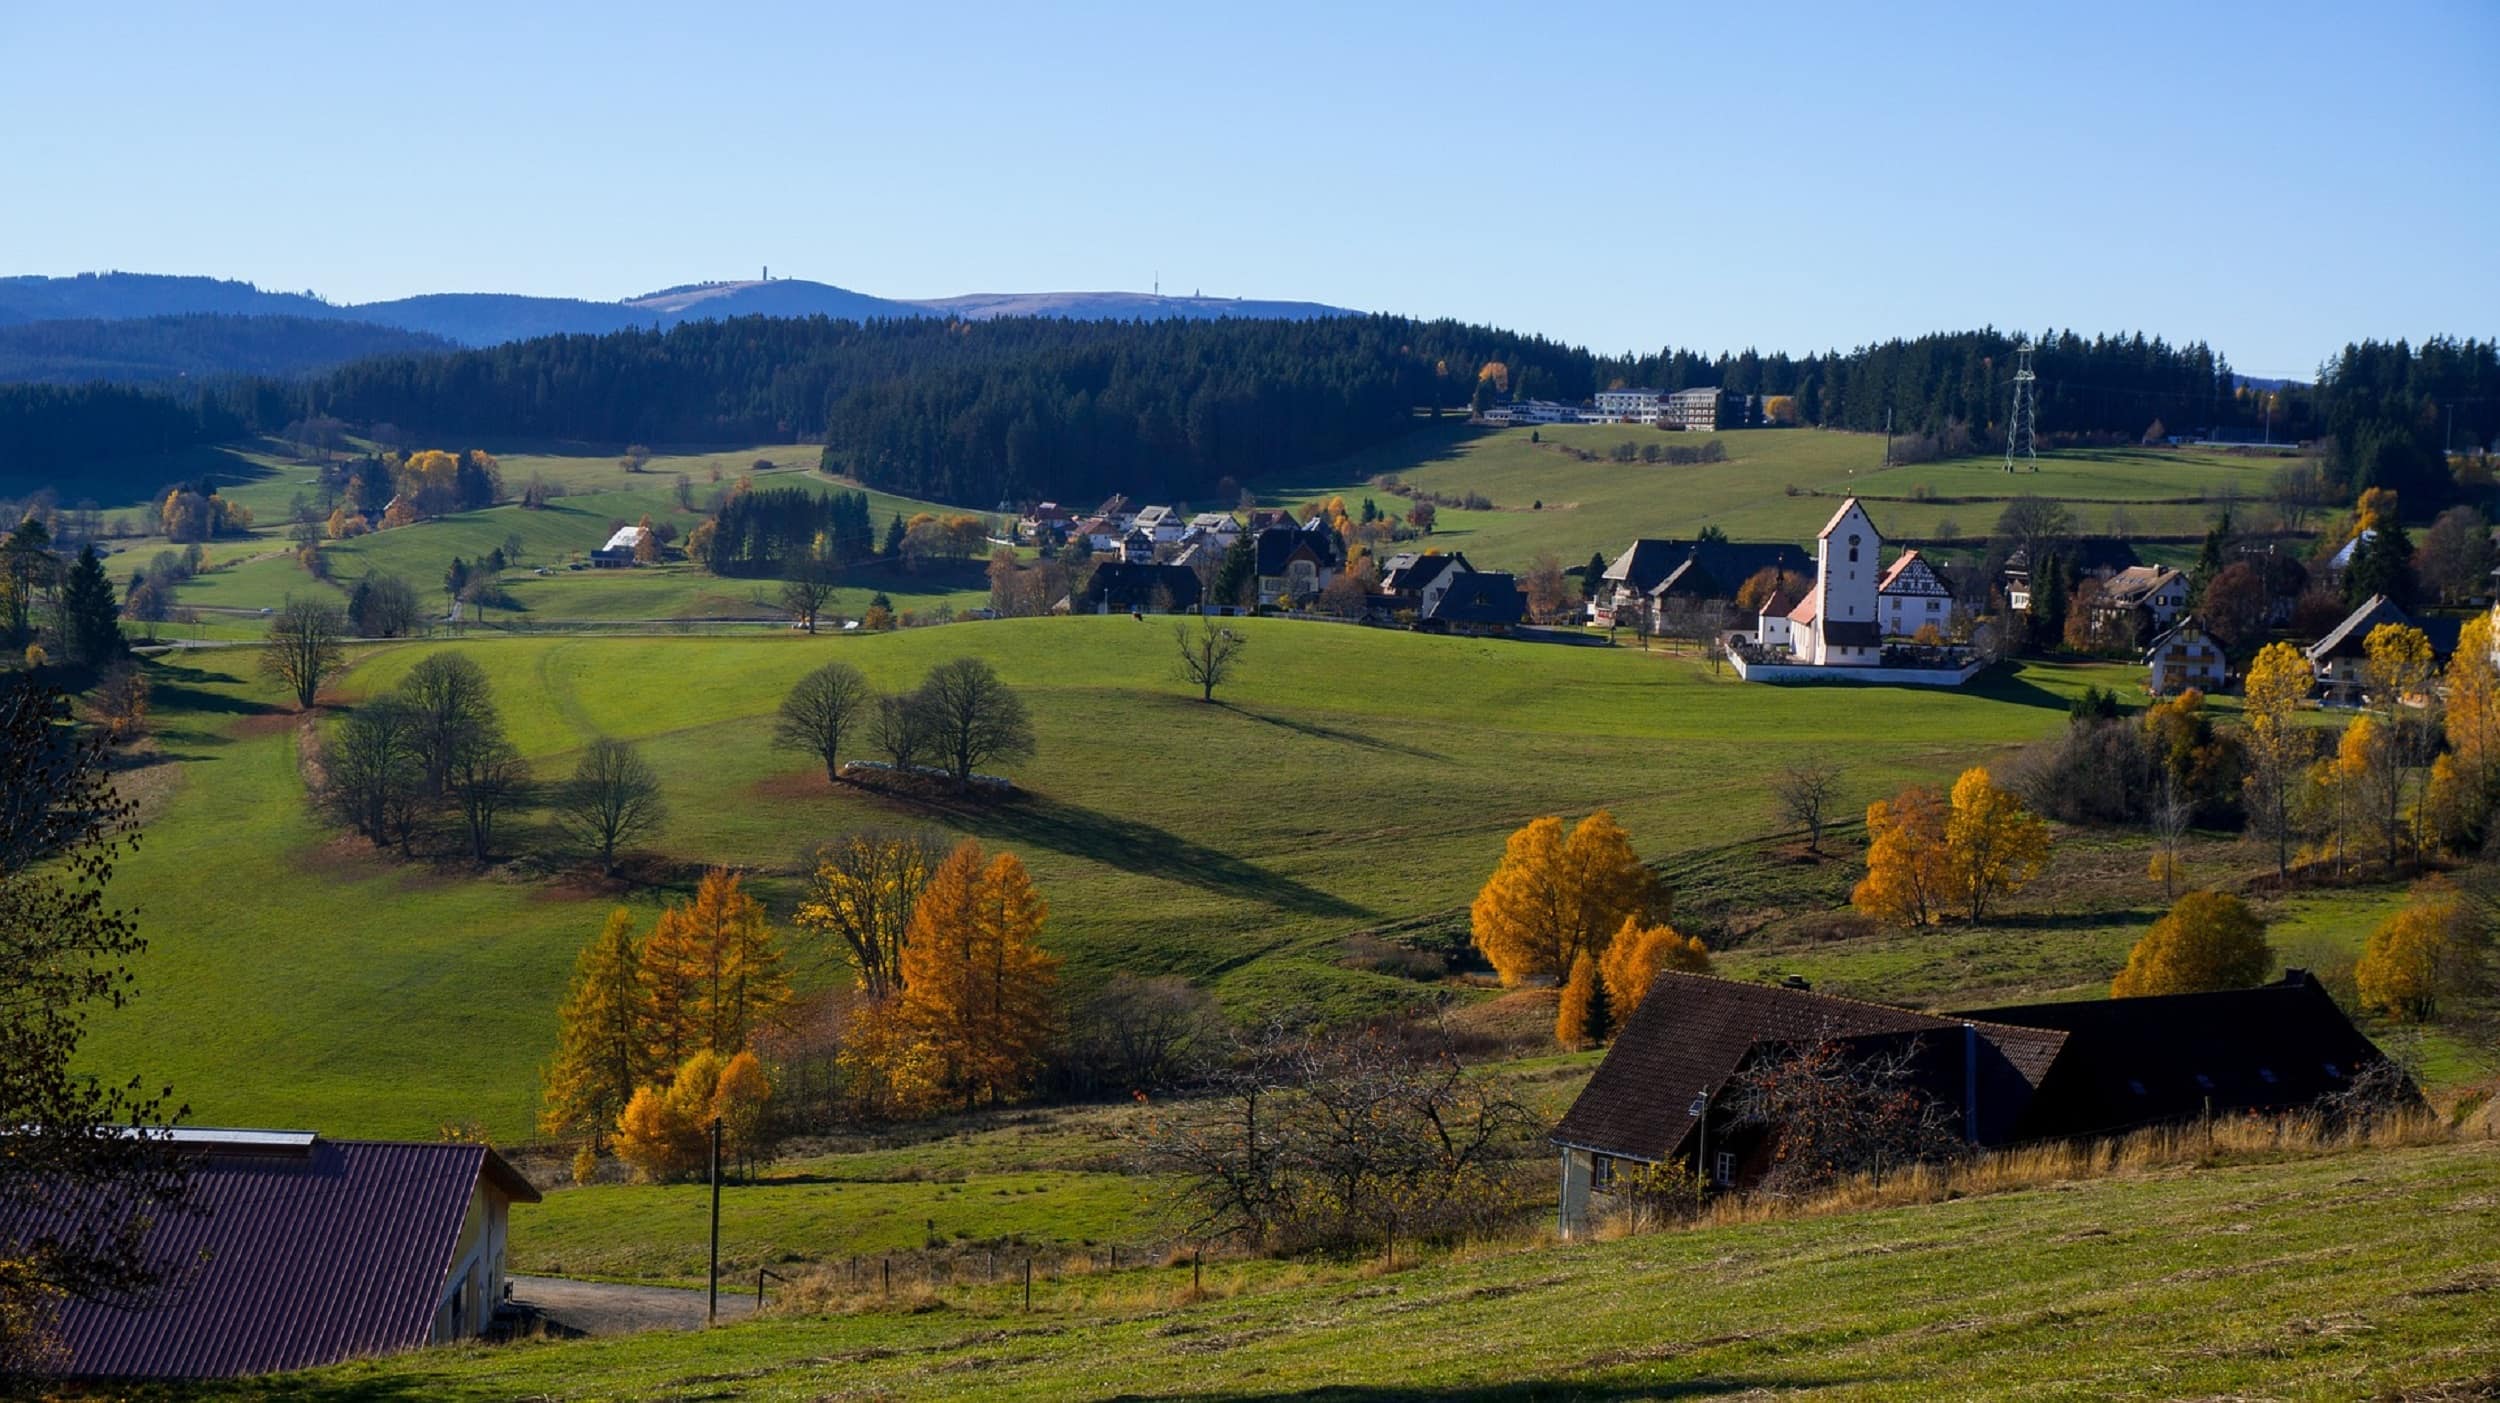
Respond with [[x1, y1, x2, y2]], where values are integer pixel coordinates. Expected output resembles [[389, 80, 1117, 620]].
[[55, 544, 124, 669], [540, 909, 647, 1147], [1581, 550, 1608, 602], [882, 512, 907, 558]]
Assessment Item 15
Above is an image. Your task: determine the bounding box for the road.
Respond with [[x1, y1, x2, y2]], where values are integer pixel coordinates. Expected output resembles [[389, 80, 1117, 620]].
[[507, 1275, 759, 1337]]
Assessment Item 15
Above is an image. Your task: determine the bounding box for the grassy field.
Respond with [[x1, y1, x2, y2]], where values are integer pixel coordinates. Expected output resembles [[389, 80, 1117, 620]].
[[187, 1138, 2500, 1401], [84, 621, 2171, 1141], [1269, 423, 2291, 573]]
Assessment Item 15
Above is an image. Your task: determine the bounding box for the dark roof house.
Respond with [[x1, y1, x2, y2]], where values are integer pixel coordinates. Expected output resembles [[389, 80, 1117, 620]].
[[1418, 570, 1526, 631], [19, 1131, 540, 1381], [1079, 562, 1202, 614], [1379, 550, 1472, 597], [1553, 970, 2409, 1228], [1605, 539, 1802, 603]]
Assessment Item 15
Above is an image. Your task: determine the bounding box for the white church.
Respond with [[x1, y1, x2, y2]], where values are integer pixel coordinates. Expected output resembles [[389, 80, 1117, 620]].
[[1735, 497, 1979, 686]]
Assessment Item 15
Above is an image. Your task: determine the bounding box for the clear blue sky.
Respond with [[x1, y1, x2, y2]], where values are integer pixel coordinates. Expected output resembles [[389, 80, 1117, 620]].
[[4, 0, 2493, 377]]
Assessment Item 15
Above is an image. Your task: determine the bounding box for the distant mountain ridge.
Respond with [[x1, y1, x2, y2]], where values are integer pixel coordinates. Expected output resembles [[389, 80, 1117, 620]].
[[0, 314, 453, 384], [0, 272, 1361, 350]]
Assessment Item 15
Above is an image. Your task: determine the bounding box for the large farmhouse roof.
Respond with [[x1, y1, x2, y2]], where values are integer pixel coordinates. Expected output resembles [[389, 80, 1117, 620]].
[[23, 1134, 538, 1380], [1081, 562, 1202, 611], [1551, 972, 2066, 1163], [1421, 570, 1525, 626], [1253, 523, 1343, 576], [601, 525, 645, 553], [1963, 973, 2404, 1139]]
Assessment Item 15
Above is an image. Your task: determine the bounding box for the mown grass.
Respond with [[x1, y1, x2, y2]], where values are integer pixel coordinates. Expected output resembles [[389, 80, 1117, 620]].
[[181, 1138, 2500, 1401], [1268, 424, 2287, 572], [84, 623, 2142, 1140]]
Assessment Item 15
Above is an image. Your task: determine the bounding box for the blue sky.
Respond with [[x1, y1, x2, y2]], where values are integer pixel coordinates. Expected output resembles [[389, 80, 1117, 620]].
[[4, 0, 2493, 377]]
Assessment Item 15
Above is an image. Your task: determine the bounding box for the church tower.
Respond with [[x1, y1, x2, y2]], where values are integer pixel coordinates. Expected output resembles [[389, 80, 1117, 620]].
[[1811, 498, 1882, 666]]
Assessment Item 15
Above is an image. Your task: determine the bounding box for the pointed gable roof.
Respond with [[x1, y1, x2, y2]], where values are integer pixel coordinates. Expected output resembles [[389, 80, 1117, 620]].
[[1818, 496, 1872, 540]]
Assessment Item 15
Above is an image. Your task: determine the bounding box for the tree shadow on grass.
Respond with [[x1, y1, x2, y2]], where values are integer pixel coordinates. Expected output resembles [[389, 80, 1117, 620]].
[[927, 791, 1367, 920], [1957, 669, 2073, 712], [1216, 704, 1446, 762]]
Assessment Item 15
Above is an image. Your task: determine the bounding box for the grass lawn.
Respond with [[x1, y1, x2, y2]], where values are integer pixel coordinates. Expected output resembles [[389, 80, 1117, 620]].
[[85, 623, 2153, 1141], [190, 1138, 2500, 1401], [1266, 423, 2292, 573]]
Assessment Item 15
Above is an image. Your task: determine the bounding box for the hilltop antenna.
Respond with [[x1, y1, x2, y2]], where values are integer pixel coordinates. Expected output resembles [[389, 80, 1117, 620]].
[[2002, 337, 2040, 473]]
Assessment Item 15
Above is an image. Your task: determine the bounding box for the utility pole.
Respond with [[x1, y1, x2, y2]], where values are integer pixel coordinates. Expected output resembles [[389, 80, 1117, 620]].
[[706, 1117, 723, 1325], [1882, 407, 1893, 468]]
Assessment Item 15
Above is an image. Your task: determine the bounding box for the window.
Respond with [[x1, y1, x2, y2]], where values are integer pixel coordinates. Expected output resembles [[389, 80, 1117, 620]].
[[1847, 533, 1860, 563], [1590, 1154, 1616, 1190], [1712, 1152, 1735, 1186]]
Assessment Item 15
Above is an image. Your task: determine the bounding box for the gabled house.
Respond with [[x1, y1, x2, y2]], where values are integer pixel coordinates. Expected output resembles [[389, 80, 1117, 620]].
[[1594, 538, 1801, 625], [1187, 512, 1243, 551], [1075, 516, 1123, 553], [1254, 520, 1344, 606], [1078, 562, 1201, 614], [13, 1130, 541, 1380], [1552, 971, 2408, 1234], [1093, 494, 1135, 529], [1877, 549, 1954, 639], [2002, 541, 2146, 613], [2085, 565, 2189, 647], [1131, 505, 1183, 544], [2145, 617, 2228, 695], [2304, 594, 2462, 705], [591, 524, 645, 567], [1120, 528, 1157, 564], [1378, 550, 1474, 601], [1018, 501, 1074, 544], [1417, 570, 1525, 634]]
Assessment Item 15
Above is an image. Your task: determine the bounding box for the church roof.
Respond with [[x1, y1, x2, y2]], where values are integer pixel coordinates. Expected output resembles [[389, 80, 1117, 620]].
[[1785, 584, 1821, 626], [1817, 497, 1870, 540]]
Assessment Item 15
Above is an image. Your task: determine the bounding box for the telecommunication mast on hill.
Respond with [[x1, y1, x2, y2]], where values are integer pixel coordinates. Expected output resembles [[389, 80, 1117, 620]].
[[2003, 337, 2040, 472]]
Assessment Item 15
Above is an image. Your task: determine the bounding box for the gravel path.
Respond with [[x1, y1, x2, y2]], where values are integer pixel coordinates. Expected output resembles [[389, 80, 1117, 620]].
[[508, 1275, 759, 1336]]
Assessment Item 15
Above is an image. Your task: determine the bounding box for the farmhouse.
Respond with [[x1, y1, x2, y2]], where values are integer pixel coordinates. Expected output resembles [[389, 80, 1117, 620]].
[[591, 524, 645, 566], [18, 1129, 540, 1380], [1130, 505, 1182, 544], [1552, 971, 2407, 1234], [1079, 562, 1202, 614], [1876, 548, 1955, 639], [2145, 617, 2227, 695], [1592, 538, 1799, 626], [1378, 549, 1474, 601], [1416, 569, 1525, 634], [1187, 512, 1242, 550], [2304, 594, 2462, 705], [1254, 520, 1344, 606]]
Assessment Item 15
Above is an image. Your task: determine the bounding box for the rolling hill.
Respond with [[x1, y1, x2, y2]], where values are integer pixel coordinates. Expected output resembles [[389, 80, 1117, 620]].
[[0, 314, 454, 384], [0, 272, 1363, 356]]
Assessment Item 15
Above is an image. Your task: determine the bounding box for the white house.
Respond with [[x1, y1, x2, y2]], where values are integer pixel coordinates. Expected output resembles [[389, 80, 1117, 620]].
[[2146, 618, 2228, 695], [1188, 512, 1242, 550], [1755, 578, 1805, 654], [2096, 565, 2190, 630], [1877, 549, 1954, 638], [1131, 505, 1184, 544]]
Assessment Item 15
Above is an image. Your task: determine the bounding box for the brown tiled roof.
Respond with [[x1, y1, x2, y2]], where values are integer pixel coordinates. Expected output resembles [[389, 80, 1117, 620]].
[[24, 1138, 538, 1380]]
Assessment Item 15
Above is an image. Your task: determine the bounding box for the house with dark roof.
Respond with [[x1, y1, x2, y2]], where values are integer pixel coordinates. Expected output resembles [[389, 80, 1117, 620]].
[[19, 1129, 540, 1380], [1253, 521, 1344, 606], [1551, 970, 2405, 1233], [1079, 562, 1202, 615], [1417, 570, 1525, 634], [1378, 550, 1474, 600], [2303, 594, 2463, 705]]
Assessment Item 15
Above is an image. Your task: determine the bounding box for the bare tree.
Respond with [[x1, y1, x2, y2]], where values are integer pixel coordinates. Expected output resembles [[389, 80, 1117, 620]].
[[779, 559, 837, 633], [321, 697, 425, 851], [2149, 770, 2192, 898], [1520, 551, 1571, 623], [1771, 755, 1844, 851], [871, 692, 930, 772], [447, 732, 531, 862], [1993, 496, 2076, 572], [913, 658, 1034, 791], [556, 737, 666, 875], [774, 661, 874, 782], [400, 652, 495, 799], [1174, 617, 1247, 703], [1727, 1035, 1967, 1196], [1068, 974, 1227, 1092], [259, 597, 346, 711]]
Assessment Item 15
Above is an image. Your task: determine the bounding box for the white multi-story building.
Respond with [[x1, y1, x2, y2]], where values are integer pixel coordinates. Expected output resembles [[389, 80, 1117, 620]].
[[1799, 498, 1883, 666], [1591, 388, 1667, 425]]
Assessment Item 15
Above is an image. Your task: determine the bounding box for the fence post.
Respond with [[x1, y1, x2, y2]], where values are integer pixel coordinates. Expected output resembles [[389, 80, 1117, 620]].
[[1023, 1258, 1032, 1313], [883, 1257, 890, 1298], [1193, 1246, 1201, 1294]]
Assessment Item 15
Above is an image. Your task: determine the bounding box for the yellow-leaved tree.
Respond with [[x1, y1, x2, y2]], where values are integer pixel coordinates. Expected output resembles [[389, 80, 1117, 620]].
[[712, 1049, 774, 1181], [876, 842, 1060, 1111], [2241, 641, 2316, 878], [2439, 612, 2500, 841], [1852, 785, 1950, 926], [1470, 810, 1657, 985], [1554, 952, 1609, 1049], [1943, 766, 2050, 922], [1598, 916, 1709, 1021], [614, 1049, 727, 1182], [2356, 879, 2491, 1021], [794, 832, 942, 999], [640, 869, 789, 1065], [2110, 891, 2270, 997], [539, 909, 648, 1149]]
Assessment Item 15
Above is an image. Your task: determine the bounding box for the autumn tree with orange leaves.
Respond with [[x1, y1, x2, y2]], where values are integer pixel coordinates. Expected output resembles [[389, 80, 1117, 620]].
[[1600, 917, 1710, 1020], [854, 841, 1060, 1112], [640, 869, 789, 1068], [1470, 810, 1660, 986], [1852, 769, 2048, 925]]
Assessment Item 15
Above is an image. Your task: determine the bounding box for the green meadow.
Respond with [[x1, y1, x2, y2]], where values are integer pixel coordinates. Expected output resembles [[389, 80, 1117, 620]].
[[1270, 423, 2287, 571], [192, 1139, 2500, 1401], [87, 620, 2151, 1142]]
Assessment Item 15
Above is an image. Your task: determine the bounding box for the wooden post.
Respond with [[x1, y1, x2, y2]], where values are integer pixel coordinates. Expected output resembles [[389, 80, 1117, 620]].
[[883, 1257, 891, 1298], [706, 1117, 722, 1326], [1192, 1246, 1201, 1293], [1023, 1258, 1032, 1312]]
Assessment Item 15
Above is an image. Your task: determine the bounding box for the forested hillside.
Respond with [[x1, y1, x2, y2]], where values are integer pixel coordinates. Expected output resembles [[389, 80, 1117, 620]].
[[0, 313, 2491, 511], [0, 314, 453, 384]]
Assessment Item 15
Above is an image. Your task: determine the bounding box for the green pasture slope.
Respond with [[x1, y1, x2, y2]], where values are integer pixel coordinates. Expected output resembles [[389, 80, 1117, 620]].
[[199, 1139, 2500, 1401], [85, 621, 2137, 1141], [1270, 423, 2290, 571]]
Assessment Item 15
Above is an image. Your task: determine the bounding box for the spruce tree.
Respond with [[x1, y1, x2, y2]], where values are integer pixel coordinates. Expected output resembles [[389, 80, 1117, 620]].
[[56, 544, 125, 669], [882, 513, 907, 558]]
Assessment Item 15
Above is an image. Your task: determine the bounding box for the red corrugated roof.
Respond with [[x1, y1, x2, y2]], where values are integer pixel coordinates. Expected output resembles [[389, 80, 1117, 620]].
[[32, 1139, 534, 1380]]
